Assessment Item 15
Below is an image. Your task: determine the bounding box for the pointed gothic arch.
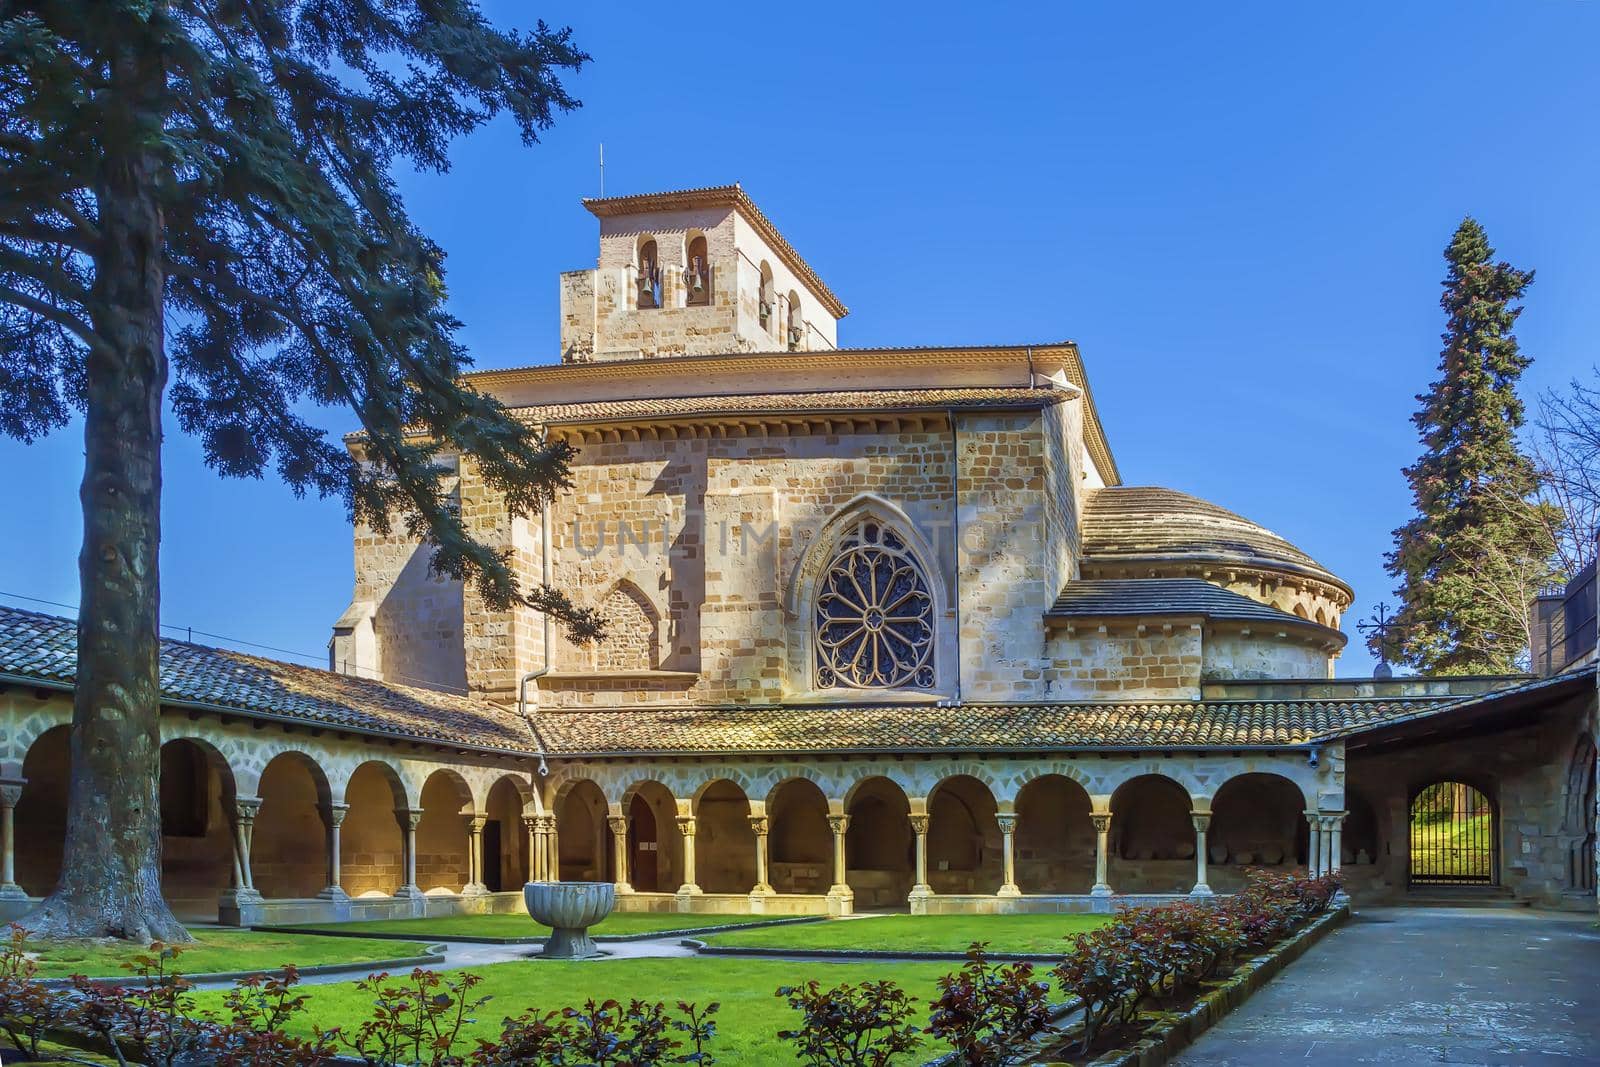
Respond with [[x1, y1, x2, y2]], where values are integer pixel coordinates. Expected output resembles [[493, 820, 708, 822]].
[[592, 579, 661, 672]]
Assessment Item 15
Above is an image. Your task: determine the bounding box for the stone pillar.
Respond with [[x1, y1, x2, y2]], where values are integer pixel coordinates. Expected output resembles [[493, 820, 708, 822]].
[[1326, 811, 1347, 874], [908, 813, 933, 911], [319, 803, 349, 900], [995, 813, 1021, 898], [540, 814, 560, 882], [1305, 811, 1324, 877], [464, 812, 488, 895], [523, 814, 541, 883], [394, 809, 423, 898], [749, 815, 773, 895], [675, 815, 702, 898], [1190, 812, 1213, 897], [1091, 812, 1113, 898], [0, 781, 24, 899], [231, 798, 262, 900], [607, 815, 633, 894], [826, 814, 854, 915]]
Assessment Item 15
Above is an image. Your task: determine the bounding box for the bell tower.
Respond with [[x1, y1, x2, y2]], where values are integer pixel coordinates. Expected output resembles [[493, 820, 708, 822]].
[[558, 185, 846, 363]]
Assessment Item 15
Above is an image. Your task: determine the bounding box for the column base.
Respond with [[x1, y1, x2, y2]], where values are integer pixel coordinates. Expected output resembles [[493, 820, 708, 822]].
[[0, 883, 29, 901], [997, 883, 1022, 899], [1189, 884, 1214, 898], [908, 884, 934, 915], [675, 884, 703, 912], [392, 884, 424, 899], [317, 886, 349, 902], [826, 885, 854, 917], [614, 882, 635, 896], [1090, 884, 1113, 898], [462, 883, 489, 897], [222, 888, 264, 905], [747, 886, 774, 913]]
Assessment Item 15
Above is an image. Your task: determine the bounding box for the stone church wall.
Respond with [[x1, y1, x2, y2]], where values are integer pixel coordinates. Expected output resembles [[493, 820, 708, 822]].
[[1044, 624, 1205, 699]]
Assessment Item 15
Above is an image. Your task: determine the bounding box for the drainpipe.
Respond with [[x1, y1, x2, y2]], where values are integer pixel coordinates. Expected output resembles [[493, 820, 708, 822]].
[[518, 507, 557, 776], [947, 409, 962, 706]]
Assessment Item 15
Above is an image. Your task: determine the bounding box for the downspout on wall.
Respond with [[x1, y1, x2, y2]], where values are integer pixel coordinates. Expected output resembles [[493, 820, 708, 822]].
[[518, 506, 556, 776]]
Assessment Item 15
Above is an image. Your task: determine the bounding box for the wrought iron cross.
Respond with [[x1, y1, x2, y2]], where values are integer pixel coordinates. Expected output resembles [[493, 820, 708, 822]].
[[1356, 602, 1397, 678]]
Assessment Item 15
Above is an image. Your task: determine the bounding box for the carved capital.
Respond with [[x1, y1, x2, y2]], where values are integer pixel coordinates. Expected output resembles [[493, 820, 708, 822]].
[[995, 813, 1017, 835], [538, 813, 557, 833], [326, 803, 349, 828], [1190, 812, 1212, 833], [607, 815, 628, 836], [521, 814, 540, 833], [907, 814, 930, 835], [235, 797, 262, 823], [468, 812, 488, 834], [676, 815, 697, 837], [399, 808, 424, 831], [827, 814, 850, 835], [0, 780, 26, 809], [1090, 812, 1112, 834], [748, 815, 770, 836]]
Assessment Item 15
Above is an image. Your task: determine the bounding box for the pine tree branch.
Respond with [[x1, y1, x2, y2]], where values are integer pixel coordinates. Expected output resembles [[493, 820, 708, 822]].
[[0, 283, 104, 354]]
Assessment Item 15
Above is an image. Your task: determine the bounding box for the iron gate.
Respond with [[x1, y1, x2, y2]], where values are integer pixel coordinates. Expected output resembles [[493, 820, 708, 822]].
[[1409, 781, 1495, 885]]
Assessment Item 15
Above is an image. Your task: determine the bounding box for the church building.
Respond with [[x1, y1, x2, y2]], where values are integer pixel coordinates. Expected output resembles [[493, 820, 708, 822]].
[[0, 186, 1593, 926]]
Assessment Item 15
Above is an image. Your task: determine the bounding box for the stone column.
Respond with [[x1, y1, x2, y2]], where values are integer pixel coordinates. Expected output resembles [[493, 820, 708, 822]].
[[1190, 812, 1213, 897], [0, 781, 25, 899], [749, 815, 773, 895], [232, 798, 262, 899], [394, 809, 423, 898], [826, 814, 854, 915], [1091, 812, 1113, 898], [464, 812, 488, 895], [995, 813, 1021, 898], [607, 815, 633, 893], [540, 814, 560, 882], [908, 812, 934, 908], [1326, 811, 1347, 874], [522, 814, 540, 883], [1305, 811, 1324, 877], [675, 815, 702, 897], [319, 803, 349, 900]]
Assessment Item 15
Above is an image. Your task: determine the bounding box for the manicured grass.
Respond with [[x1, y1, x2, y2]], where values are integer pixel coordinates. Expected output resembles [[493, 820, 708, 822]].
[[703, 913, 1110, 955], [190, 958, 957, 1063], [1409, 812, 1494, 879], [287, 911, 790, 940], [24, 929, 434, 979]]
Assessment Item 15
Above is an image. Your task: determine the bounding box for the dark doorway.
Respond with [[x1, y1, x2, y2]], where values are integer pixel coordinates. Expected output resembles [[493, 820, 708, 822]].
[[629, 795, 659, 891], [483, 820, 503, 893], [1409, 781, 1495, 886]]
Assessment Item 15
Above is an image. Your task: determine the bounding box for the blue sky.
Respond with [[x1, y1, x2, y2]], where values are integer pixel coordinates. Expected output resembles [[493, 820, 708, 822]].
[[1, 1, 1594, 676]]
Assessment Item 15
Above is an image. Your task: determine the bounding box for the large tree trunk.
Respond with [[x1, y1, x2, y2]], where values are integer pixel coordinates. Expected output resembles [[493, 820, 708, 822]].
[[21, 41, 187, 944]]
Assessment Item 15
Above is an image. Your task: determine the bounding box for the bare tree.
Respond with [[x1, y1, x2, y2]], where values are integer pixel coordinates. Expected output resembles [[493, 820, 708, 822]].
[[1532, 370, 1600, 575]]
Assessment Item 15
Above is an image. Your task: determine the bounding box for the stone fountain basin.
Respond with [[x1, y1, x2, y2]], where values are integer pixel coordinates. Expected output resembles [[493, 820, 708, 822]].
[[523, 881, 615, 959]]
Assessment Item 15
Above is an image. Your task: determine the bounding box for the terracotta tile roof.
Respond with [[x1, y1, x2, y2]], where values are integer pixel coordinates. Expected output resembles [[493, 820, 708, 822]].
[[1048, 578, 1327, 628], [510, 386, 1072, 425], [533, 695, 1461, 756], [0, 605, 533, 751], [1081, 487, 1348, 593]]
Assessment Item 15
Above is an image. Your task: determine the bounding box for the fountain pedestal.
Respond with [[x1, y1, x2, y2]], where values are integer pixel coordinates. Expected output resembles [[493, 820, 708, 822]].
[[523, 881, 616, 960]]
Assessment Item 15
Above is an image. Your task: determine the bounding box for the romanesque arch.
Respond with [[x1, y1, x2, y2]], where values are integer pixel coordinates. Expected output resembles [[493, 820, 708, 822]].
[[417, 769, 475, 893], [484, 775, 530, 893], [619, 779, 682, 893], [1207, 772, 1308, 891], [343, 761, 408, 896], [1562, 734, 1597, 894], [15, 724, 69, 898], [845, 775, 913, 907], [253, 751, 333, 899], [1014, 772, 1095, 894], [927, 775, 1002, 895], [767, 777, 831, 895], [1409, 780, 1496, 886], [1109, 773, 1194, 894], [557, 779, 611, 884], [694, 779, 756, 893], [159, 737, 239, 920]]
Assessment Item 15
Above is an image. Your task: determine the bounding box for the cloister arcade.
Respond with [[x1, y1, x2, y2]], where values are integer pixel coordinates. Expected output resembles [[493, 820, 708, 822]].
[[0, 695, 1353, 924]]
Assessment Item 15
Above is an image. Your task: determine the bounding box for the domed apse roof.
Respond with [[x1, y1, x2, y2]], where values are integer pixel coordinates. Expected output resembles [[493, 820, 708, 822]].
[[1080, 487, 1349, 594]]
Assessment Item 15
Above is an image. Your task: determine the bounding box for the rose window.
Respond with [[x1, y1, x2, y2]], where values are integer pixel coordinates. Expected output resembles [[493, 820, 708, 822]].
[[814, 520, 935, 690]]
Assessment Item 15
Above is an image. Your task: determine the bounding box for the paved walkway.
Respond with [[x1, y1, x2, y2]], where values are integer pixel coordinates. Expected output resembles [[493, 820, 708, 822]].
[[1176, 906, 1600, 1066]]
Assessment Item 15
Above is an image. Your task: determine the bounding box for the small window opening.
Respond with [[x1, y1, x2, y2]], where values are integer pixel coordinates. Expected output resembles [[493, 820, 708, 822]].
[[684, 235, 711, 306], [637, 239, 661, 309]]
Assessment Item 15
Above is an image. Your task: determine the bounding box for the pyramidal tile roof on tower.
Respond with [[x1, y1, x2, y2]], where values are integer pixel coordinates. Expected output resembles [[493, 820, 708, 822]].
[[0, 604, 1544, 757]]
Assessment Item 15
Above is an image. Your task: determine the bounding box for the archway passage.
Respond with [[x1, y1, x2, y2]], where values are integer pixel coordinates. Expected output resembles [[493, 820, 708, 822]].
[[1109, 774, 1193, 894], [621, 781, 683, 892], [159, 739, 238, 920], [767, 778, 830, 894], [485, 777, 529, 894], [557, 780, 611, 883], [694, 780, 756, 894], [343, 762, 407, 896], [927, 776, 1001, 895], [845, 777, 912, 908], [417, 770, 474, 893], [1015, 774, 1094, 893], [1207, 773, 1307, 893], [1410, 782, 1495, 886], [15, 726, 69, 898], [253, 752, 331, 899]]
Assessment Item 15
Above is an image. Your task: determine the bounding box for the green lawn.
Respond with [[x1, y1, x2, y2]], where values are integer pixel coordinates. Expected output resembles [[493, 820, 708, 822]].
[[286, 911, 791, 941], [190, 958, 958, 1064], [1409, 812, 1494, 879], [703, 913, 1110, 955], [25, 929, 434, 979]]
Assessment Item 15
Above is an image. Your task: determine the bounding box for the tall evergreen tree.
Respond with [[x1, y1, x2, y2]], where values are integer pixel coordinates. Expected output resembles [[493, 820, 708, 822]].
[[0, 1, 601, 942], [1381, 218, 1561, 674]]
